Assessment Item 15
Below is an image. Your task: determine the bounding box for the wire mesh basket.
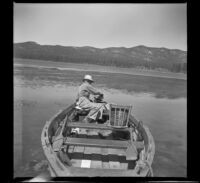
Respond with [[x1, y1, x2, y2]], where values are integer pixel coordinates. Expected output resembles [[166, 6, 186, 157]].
[[108, 104, 132, 128]]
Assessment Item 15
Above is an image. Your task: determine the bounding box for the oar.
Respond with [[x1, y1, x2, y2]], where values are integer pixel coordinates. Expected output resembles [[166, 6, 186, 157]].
[[52, 114, 69, 151]]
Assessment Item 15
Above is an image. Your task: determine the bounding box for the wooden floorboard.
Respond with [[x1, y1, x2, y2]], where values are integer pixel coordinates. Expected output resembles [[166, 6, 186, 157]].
[[117, 149, 128, 170], [83, 128, 93, 163], [74, 146, 85, 154], [70, 159, 82, 167], [67, 145, 75, 159], [87, 131, 102, 169], [91, 147, 102, 169], [71, 145, 84, 167], [81, 159, 91, 168], [101, 147, 110, 169], [67, 128, 136, 170], [120, 162, 128, 169], [83, 146, 93, 165], [108, 148, 121, 169], [66, 167, 140, 176], [81, 129, 91, 169]]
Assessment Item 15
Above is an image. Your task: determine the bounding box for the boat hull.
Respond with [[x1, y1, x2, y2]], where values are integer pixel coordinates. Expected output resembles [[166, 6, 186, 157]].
[[41, 104, 155, 177]]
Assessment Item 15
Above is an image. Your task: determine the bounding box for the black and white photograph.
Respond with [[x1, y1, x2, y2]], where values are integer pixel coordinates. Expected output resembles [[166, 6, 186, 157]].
[[14, 3, 187, 179]]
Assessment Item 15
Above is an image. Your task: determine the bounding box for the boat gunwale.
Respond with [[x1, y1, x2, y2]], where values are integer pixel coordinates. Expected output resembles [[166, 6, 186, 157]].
[[41, 103, 155, 177]]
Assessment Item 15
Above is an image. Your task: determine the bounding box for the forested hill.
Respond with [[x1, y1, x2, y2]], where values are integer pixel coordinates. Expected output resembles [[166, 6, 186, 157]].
[[14, 41, 187, 73]]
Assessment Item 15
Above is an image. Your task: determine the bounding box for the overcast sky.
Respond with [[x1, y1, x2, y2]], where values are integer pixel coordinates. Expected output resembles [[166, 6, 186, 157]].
[[14, 3, 187, 51]]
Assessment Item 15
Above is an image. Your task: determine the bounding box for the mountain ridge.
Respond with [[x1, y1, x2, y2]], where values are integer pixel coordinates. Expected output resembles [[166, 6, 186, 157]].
[[14, 41, 187, 73], [14, 41, 186, 52]]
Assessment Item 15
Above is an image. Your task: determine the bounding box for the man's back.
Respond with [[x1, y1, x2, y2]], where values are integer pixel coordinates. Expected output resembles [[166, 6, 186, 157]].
[[78, 82, 99, 99]]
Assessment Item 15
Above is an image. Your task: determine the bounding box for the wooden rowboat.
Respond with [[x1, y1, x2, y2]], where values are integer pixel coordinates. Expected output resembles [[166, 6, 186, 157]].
[[41, 103, 155, 177]]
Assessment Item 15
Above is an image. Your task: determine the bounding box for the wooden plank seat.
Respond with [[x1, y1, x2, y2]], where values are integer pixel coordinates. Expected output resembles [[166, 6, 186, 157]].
[[64, 166, 140, 176], [64, 137, 144, 150], [67, 122, 129, 131]]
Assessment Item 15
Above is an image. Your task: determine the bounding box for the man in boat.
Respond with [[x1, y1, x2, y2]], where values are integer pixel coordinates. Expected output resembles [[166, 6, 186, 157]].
[[76, 74, 109, 123]]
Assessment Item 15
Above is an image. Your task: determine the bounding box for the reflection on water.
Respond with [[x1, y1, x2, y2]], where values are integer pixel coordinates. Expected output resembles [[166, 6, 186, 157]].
[[14, 73, 186, 177]]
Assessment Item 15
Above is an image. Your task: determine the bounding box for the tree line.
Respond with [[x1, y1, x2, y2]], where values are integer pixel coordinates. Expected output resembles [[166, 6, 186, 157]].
[[14, 45, 187, 73]]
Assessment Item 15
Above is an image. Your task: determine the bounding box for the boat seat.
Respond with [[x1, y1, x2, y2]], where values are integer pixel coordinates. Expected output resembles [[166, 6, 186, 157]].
[[67, 122, 129, 131], [64, 137, 144, 150]]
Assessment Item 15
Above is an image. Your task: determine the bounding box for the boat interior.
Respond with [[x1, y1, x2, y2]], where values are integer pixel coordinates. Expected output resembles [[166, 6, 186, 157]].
[[51, 104, 145, 170]]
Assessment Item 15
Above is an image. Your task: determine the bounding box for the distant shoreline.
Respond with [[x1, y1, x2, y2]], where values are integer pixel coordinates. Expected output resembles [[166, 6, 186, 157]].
[[14, 58, 187, 80]]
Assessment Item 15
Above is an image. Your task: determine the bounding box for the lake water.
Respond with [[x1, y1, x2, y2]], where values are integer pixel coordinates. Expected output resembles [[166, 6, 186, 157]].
[[14, 64, 187, 177]]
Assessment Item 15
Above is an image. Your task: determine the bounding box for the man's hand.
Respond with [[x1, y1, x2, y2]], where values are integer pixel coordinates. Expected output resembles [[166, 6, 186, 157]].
[[98, 93, 104, 97]]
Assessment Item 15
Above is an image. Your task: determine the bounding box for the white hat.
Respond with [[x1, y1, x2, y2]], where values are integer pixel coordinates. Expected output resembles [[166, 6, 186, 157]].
[[83, 75, 94, 82]]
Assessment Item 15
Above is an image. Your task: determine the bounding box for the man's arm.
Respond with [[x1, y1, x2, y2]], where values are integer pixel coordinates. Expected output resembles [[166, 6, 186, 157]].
[[87, 84, 102, 95]]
